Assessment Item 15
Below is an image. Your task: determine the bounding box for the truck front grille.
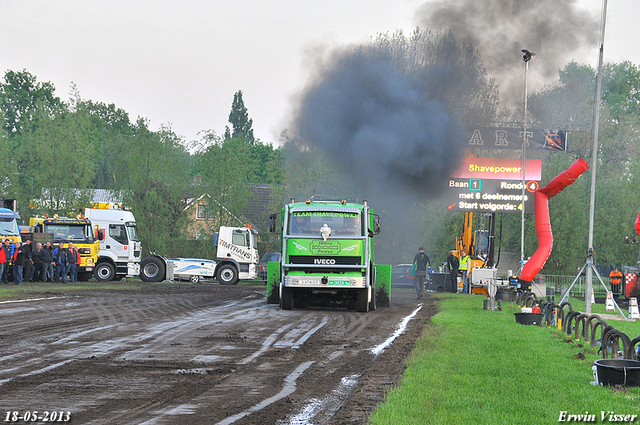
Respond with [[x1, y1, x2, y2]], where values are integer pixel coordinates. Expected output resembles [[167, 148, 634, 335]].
[[288, 255, 361, 265]]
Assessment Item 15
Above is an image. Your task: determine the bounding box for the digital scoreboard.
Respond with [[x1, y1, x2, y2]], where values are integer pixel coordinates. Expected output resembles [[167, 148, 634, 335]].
[[447, 158, 542, 214]]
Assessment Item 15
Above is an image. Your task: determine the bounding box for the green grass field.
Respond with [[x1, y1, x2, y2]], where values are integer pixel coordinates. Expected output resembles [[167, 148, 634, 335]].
[[370, 293, 640, 425]]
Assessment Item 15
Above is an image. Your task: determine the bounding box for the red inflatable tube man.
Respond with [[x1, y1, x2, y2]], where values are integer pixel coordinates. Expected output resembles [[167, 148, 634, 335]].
[[518, 158, 589, 283], [636, 206, 640, 239]]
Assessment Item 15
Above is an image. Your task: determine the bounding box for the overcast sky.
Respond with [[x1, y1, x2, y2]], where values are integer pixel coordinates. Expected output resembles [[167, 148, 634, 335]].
[[1, 1, 636, 148]]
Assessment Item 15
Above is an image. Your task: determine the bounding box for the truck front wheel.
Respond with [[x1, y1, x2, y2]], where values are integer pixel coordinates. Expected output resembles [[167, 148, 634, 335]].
[[140, 257, 166, 282], [281, 287, 294, 310], [216, 264, 239, 285], [95, 262, 115, 282], [355, 288, 370, 313]]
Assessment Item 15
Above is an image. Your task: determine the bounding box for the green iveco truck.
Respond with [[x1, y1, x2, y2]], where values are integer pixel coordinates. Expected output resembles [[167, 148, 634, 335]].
[[268, 198, 389, 312]]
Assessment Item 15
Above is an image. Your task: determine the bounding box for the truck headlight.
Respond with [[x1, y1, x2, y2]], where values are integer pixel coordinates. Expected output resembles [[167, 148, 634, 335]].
[[86, 258, 94, 264]]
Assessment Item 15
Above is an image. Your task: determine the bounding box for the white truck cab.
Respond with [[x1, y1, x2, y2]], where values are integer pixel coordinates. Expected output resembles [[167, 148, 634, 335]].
[[85, 208, 141, 281], [214, 226, 259, 284], [139, 226, 259, 285]]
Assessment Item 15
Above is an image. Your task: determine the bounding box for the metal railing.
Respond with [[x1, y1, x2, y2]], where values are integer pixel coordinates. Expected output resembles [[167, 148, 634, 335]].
[[543, 275, 613, 299]]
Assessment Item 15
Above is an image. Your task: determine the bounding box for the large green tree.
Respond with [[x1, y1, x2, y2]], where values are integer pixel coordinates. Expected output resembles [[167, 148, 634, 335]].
[[0, 69, 65, 137], [193, 131, 254, 235], [117, 119, 192, 256], [224, 90, 255, 145]]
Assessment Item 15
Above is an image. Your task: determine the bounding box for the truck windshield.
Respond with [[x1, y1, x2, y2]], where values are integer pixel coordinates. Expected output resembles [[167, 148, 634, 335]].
[[0, 218, 19, 236], [44, 224, 94, 244], [126, 223, 139, 242], [288, 212, 362, 237]]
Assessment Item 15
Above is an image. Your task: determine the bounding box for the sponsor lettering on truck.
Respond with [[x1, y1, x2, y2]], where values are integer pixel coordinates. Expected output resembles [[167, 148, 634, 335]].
[[267, 198, 390, 312]]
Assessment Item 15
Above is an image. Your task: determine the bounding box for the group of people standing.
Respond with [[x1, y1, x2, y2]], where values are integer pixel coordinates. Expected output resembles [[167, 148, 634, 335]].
[[0, 239, 81, 285], [411, 247, 471, 299]]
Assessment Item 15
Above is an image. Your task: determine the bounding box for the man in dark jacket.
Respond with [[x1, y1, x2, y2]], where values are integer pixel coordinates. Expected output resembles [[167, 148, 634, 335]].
[[412, 247, 430, 300], [41, 242, 54, 282], [23, 239, 35, 282], [66, 243, 79, 283], [446, 250, 460, 293], [31, 243, 44, 282], [13, 242, 26, 285]]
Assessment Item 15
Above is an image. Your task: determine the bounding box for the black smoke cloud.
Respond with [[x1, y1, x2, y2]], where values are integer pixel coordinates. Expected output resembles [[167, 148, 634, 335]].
[[417, 0, 599, 109], [291, 46, 466, 201]]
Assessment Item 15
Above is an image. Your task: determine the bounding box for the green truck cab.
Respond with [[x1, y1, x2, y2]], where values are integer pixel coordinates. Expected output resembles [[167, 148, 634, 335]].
[[268, 199, 389, 312]]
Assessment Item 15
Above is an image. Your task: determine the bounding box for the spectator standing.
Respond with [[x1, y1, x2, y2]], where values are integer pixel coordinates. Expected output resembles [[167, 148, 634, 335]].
[[609, 266, 623, 297], [0, 240, 6, 284], [446, 250, 460, 293], [12, 241, 25, 285], [1, 240, 12, 283], [23, 239, 35, 282], [412, 247, 430, 300], [41, 242, 54, 282], [31, 243, 43, 281], [66, 242, 79, 283], [54, 243, 68, 283], [459, 249, 471, 294]]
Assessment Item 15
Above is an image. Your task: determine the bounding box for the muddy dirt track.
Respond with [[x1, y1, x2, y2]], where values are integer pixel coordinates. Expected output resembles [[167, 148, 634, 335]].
[[0, 284, 436, 424]]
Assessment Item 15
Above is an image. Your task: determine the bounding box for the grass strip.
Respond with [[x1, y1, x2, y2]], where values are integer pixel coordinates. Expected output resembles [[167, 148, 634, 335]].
[[370, 293, 640, 425]]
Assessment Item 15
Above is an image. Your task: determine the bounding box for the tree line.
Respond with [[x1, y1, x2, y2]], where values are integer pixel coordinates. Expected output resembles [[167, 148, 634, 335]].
[[2, 28, 640, 273]]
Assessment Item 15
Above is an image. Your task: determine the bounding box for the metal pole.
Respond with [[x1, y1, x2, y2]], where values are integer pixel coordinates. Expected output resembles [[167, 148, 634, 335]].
[[586, 0, 608, 314], [520, 55, 531, 269]]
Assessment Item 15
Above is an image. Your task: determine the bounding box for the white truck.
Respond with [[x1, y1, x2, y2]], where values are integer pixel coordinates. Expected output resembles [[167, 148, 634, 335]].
[[85, 208, 141, 281], [139, 226, 259, 284]]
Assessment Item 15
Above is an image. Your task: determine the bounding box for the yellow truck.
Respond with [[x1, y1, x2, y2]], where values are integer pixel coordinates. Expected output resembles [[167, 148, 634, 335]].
[[28, 215, 100, 281]]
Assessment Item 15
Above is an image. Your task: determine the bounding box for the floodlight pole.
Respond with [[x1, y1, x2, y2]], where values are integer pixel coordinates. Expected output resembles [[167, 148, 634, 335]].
[[520, 54, 532, 269], [585, 0, 607, 314]]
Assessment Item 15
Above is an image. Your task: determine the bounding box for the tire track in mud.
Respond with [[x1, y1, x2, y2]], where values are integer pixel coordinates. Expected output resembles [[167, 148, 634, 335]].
[[0, 286, 434, 425]]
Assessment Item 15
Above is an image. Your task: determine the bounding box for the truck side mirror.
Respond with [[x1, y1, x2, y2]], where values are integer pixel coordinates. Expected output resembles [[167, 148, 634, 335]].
[[269, 213, 277, 233], [372, 215, 381, 235], [97, 229, 104, 241]]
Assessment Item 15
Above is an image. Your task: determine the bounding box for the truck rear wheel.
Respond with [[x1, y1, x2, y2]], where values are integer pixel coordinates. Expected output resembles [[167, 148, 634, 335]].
[[77, 271, 93, 282], [140, 257, 166, 282], [216, 264, 239, 285], [95, 262, 115, 282], [281, 287, 294, 310], [355, 288, 369, 313]]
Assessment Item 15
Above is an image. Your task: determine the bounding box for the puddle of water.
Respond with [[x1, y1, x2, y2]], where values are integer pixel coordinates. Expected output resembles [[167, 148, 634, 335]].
[[214, 361, 315, 425], [370, 304, 422, 356], [190, 355, 228, 363], [282, 373, 360, 425], [172, 369, 208, 375]]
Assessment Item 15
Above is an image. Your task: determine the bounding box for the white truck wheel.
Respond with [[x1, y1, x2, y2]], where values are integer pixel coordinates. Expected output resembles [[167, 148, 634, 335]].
[[95, 262, 115, 282], [216, 264, 239, 285]]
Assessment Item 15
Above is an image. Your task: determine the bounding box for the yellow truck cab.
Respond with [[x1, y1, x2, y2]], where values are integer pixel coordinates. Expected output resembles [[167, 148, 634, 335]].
[[29, 215, 100, 281]]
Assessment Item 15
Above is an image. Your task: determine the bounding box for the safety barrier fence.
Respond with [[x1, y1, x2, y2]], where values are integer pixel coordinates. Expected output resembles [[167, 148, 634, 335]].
[[516, 290, 640, 360], [503, 275, 616, 299]]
